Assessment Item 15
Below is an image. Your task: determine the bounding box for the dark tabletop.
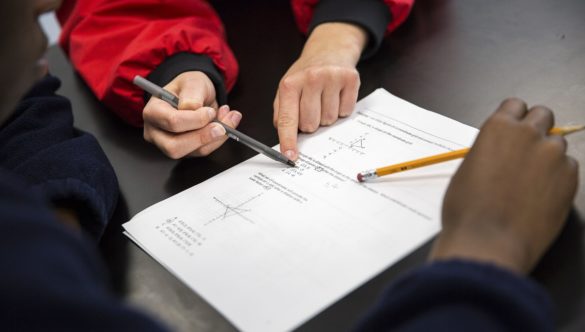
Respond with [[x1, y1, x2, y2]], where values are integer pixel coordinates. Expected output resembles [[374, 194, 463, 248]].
[[47, 0, 585, 331]]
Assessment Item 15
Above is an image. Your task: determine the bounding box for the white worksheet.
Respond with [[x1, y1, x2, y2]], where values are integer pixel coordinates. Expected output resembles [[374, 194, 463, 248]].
[[123, 89, 478, 332]]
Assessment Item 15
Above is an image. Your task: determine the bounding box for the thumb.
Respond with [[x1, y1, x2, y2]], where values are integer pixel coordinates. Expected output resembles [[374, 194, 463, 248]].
[[176, 72, 216, 110]]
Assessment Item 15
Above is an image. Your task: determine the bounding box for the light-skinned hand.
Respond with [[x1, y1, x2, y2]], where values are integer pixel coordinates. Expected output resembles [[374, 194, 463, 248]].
[[273, 22, 367, 161], [142, 71, 242, 159], [431, 98, 579, 275]]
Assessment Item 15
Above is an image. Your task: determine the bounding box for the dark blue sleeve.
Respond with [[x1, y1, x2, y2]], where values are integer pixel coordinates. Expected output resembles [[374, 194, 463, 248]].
[[355, 260, 555, 332], [0, 75, 118, 240], [0, 171, 168, 332]]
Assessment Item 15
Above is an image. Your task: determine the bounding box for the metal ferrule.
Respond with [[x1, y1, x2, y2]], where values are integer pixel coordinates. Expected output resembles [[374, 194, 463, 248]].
[[360, 170, 378, 181]]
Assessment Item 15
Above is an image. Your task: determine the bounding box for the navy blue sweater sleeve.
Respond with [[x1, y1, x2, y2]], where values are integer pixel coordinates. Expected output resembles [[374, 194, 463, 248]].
[[0, 171, 168, 332], [355, 260, 554, 332], [0, 75, 118, 240]]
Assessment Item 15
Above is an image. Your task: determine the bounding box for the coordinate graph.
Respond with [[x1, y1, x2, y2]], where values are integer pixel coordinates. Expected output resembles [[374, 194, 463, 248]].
[[204, 193, 263, 226], [322, 133, 369, 159]]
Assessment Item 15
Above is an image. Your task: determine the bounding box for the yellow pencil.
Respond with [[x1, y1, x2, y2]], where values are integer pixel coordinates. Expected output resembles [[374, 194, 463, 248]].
[[356, 125, 585, 182], [549, 124, 585, 136]]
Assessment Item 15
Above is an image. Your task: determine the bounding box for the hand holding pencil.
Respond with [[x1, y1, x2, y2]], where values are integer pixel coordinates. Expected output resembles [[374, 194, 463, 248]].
[[430, 98, 579, 274], [134, 76, 295, 166], [139, 72, 236, 159], [357, 118, 583, 182]]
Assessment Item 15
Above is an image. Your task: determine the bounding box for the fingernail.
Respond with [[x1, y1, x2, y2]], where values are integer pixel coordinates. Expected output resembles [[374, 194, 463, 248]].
[[207, 108, 216, 119], [285, 150, 296, 161], [211, 124, 226, 138], [220, 104, 230, 112], [230, 112, 242, 126]]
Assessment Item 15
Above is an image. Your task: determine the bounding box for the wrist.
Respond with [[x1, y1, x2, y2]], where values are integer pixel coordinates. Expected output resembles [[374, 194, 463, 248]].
[[147, 53, 227, 106], [302, 22, 368, 66], [430, 225, 533, 275]]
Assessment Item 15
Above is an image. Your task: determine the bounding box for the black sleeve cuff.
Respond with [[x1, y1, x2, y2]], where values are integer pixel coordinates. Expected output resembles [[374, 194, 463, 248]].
[[308, 0, 391, 59], [146, 52, 227, 106]]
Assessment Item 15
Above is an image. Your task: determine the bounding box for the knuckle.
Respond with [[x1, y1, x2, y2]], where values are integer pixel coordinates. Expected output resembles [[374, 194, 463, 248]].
[[279, 77, 298, 92], [321, 112, 339, 126], [502, 97, 523, 104], [339, 109, 352, 118], [199, 129, 216, 146], [164, 113, 180, 132], [541, 138, 566, 156], [519, 122, 541, 140], [195, 110, 211, 127], [160, 140, 183, 160], [530, 104, 552, 113], [483, 112, 509, 130], [197, 145, 215, 157], [277, 113, 297, 128], [567, 157, 580, 177], [180, 100, 202, 111], [306, 68, 323, 84], [143, 129, 152, 142], [273, 103, 279, 127], [340, 102, 356, 117], [530, 105, 554, 120], [501, 97, 526, 107], [299, 120, 318, 133], [498, 97, 527, 115], [343, 68, 359, 81], [142, 106, 154, 121]]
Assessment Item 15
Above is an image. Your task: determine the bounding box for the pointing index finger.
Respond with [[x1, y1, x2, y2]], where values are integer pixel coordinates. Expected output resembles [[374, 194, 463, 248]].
[[277, 80, 301, 160]]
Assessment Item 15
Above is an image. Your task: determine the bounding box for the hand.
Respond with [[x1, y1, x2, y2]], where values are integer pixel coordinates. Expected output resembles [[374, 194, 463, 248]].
[[430, 98, 579, 274], [143, 71, 242, 159], [273, 22, 367, 160]]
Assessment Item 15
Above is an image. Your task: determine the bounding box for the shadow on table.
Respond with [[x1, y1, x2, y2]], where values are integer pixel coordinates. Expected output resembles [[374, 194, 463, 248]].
[[533, 209, 585, 330], [164, 143, 255, 194]]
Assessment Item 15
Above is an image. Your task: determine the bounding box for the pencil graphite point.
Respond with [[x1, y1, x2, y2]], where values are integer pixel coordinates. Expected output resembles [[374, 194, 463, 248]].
[[287, 160, 296, 167]]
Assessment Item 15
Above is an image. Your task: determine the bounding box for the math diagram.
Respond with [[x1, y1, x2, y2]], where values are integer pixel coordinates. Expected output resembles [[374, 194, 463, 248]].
[[322, 133, 369, 159], [204, 193, 263, 226]]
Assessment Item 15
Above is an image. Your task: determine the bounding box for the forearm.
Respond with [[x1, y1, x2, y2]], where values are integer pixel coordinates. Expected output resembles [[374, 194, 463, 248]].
[[58, 0, 237, 126], [292, 0, 414, 58], [302, 22, 368, 66]]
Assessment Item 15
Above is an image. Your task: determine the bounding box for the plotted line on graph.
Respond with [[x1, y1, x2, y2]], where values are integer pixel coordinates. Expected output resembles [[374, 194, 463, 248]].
[[323, 133, 369, 159], [204, 193, 263, 226]]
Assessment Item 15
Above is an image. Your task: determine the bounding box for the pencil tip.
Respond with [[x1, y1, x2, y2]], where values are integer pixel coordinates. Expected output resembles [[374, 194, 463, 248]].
[[287, 160, 296, 167]]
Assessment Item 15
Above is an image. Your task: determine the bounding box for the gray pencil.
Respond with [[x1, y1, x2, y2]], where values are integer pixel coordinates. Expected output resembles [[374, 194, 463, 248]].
[[133, 75, 295, 167]]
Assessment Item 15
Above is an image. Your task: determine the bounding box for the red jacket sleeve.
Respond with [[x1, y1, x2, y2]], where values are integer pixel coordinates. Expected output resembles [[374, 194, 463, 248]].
[[57, 0, 238, 127], [291, 0, 414, 35]]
